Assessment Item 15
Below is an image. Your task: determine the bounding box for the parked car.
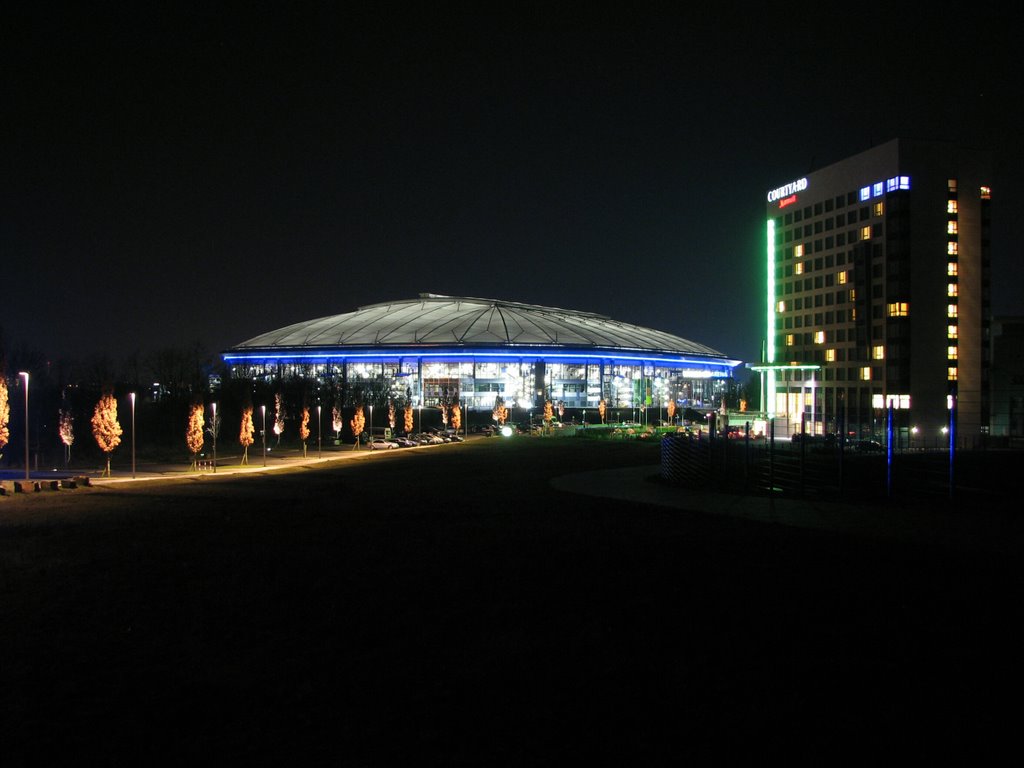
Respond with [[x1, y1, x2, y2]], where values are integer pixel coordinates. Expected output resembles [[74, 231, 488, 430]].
[[852, 439, 884, 452], [391, 436, 417, 448], [368, 437, 399, 450]]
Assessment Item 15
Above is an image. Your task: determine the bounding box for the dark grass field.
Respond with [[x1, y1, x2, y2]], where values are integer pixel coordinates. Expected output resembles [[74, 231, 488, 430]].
[[2, 438, 1022, 764]]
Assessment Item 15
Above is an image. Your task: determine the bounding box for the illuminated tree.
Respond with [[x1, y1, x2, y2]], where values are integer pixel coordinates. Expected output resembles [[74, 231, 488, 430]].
[[273, 392, 285, 444], [187, 402, 205, 470], [451, 403, 461, 431], [666, 398, 676, 425], [388, 400, 396, 430], [350, 405, 365, 448], [239, 406, 254, 464], [404, 404, 414, 434], [59, 408, 75, 468], [440, 403, 449, 427], [300, 406, 310, 457], [332, 403, 343, 440], [91, 391, 122, 477], [492, 396, 508, 426], [599, 399, 607, 424], [543, 400, 554, 424], [0, 375, 9, 455]]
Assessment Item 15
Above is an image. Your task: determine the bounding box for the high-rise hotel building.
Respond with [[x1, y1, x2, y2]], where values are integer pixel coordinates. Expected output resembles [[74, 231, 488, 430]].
[[764, 139, 992, 443]]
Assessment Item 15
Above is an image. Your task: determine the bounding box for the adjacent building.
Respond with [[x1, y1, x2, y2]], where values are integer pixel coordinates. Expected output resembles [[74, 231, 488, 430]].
[[763, 139, 992, 444]]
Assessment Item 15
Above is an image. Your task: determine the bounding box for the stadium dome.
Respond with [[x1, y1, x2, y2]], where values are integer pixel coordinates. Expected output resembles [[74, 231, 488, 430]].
[[224, 294, 740, 411]]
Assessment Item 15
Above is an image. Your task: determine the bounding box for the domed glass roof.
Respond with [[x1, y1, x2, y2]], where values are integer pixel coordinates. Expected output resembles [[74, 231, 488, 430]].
[[227, 294, 731, 360]]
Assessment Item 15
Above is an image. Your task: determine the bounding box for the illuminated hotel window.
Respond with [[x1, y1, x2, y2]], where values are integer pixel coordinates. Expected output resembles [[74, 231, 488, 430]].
[[948, 242, 958, 255], [838, 270, 848, 284], [860, 186, 871, 202], [794, 262, 804, 275], [795, 244, 805, 257], [777, 300, 786, 313], [849, 289, 856, 301], [873, 202, 884, 217], [826, 349, 836, 362], [887, 302, 909, 317], [948, 324, 958, 339], [861, 367, 872, 381], [860, 226, 871, 241], [872, 345, 885, 360], [948, 304, 958, 318], [947, 283, 958, 297], [947, 221, 958, 235], [980, 186, 991, 199], [850, 308, 857, 321], [947, 200, 958, 214], [948, 367, 958, 381], [873, 182, 884, 197], [786, 334, 795, 346], [814, 331, 825, 344], [948, 346, 958, 360], [947, 262, 958, 276], [948, 179, 957, 193]]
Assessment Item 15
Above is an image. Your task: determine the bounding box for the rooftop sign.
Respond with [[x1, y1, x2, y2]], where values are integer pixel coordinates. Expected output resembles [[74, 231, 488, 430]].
[[767, 177, 808, 203]]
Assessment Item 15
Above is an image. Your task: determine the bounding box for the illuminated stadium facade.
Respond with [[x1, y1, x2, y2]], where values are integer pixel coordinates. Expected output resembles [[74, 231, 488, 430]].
[[223, 294, 741, 412]]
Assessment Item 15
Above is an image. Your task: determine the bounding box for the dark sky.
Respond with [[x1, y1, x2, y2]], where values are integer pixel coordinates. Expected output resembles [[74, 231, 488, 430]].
[[4, 5, 1022, 369]]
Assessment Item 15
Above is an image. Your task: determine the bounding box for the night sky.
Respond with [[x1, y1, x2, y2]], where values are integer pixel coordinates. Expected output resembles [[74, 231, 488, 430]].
[[5, 5, 1022, 370]]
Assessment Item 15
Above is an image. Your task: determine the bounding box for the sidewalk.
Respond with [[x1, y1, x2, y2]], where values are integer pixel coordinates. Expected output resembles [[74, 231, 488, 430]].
[[550, 464, 1024, 555]]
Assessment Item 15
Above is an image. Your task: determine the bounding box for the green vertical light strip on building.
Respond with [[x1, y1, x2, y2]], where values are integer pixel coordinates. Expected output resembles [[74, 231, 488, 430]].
[[766, 219, 777, 415]]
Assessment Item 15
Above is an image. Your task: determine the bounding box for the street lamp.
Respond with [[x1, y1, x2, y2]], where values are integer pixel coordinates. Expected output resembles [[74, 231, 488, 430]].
[[369, 404, 373, 442], [317, 404, 322, 458], [18, 372, 29, 481], [261, 404, 267, 467], [211, 401, 217, 473], [130, 392, 136, 479]]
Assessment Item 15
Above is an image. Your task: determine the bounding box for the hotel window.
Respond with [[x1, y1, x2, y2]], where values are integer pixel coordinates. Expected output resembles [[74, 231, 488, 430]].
[[947, 221, 958, 235], [947, 262, 958, 276], [887, 302, 909, 317], [948, 346, 958, 360], [826, 349, 836, 362], [777, 300, 786, 313], [794, 244, 805, 258], [947, 200, 958, 214], [948, 324, 958, 339], [860, 186, 871, 202], [948, 367, 958, 381], [947, 304, 958, 318], [814, 331, 825, 344], [873, 202, 884, 217], [860, 226, 871, 241], [794, 262, 804, 275], [849, 289, 856, 301], [980, 186, 991, 200], [947, 283, 958, 297], [861, 367, 872, 381], [872, 345, 885, 360], [786, 334, 795, 346], [948, 179, 957, 193], [948, 241, 958, 255], [838, 270, 848, 285], [850, 308, 857, 321]]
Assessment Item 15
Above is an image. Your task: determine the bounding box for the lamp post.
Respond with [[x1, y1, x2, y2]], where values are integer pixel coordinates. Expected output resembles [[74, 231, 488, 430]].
[[18, 372, 29, 481], [369, 404, 373, 442], [418, 403, 422, 433], [130, 392, 136, 479], [317, 404, 322, 458], [261, 404, 267, 467], [211, 401, 217, 473]]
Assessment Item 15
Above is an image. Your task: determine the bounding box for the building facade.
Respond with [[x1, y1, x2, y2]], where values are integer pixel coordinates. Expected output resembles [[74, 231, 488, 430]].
[[223, 294, 740, 416], [764, 139, 992, 444]]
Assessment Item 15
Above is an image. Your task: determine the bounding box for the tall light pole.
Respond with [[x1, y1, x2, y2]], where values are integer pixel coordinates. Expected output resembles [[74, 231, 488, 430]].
[[211, 401, 217, 473], [369, 404, 373, 441], [261, 404, 267, 467], [18, 372, 29, 481], [317, 405, 322, 458], [130, 392, 136, 479]]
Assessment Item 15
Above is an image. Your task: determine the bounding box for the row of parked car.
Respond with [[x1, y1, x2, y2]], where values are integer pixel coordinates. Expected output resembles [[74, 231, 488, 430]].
[[367, 429, 465, 450]]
